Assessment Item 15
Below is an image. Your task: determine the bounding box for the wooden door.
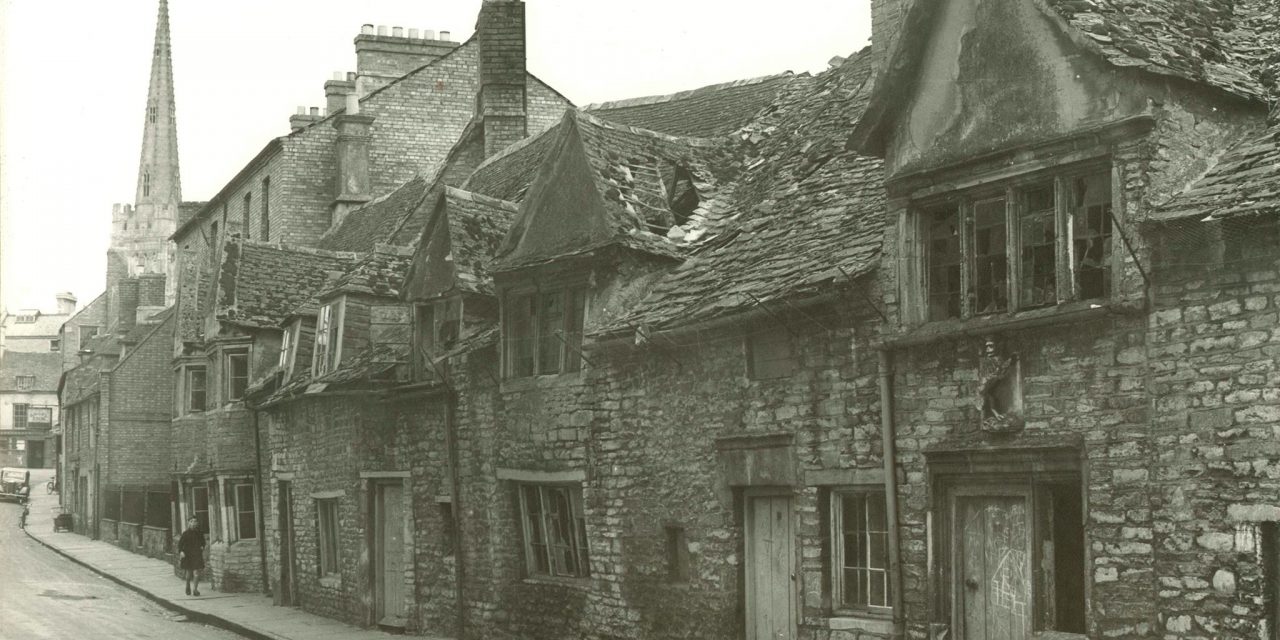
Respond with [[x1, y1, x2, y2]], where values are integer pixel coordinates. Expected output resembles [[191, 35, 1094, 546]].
[[375, 483, 406, 624], [955, 492, 1033, 640], [745, 494, 795, 640], [276, 481, 295, 606]]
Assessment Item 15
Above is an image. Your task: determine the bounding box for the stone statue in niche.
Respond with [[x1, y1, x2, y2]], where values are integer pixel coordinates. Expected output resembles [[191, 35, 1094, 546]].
[[977, 337, 1023, 434]]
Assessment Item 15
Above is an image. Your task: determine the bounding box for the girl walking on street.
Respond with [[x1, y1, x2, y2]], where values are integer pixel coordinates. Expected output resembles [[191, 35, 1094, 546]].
[[178, 517, 205, 596]]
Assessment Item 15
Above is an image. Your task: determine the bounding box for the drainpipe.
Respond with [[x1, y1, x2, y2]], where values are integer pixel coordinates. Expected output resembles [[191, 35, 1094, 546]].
[[250, 408, 270, 594], [878, 347, 904, 638], [443, 391, 467, 639]]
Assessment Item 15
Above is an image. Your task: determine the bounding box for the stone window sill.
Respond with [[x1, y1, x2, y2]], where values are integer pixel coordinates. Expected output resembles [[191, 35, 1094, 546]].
[[886, 297, 1145, 348], [520, 575, 591, 591], [319, 574, 341, 589], [812, 614, 893, 634]]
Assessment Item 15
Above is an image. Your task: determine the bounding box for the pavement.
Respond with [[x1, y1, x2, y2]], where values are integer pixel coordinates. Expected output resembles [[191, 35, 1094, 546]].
[[22, 483, 408, 640]]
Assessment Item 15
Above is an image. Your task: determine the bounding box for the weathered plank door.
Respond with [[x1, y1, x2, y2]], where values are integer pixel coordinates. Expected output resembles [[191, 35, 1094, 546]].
[[375, 483, 406, 624], [745, 494, 796, 640], [276, 480, 295, 606], [956, 492, 1033, 640]]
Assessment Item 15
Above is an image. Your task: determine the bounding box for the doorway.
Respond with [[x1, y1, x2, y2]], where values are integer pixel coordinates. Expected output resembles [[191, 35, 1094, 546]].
[[373, 482, 406, 626], [27, 441, 44, 468], [276, 480, 295, 606], [744, 492, 796, 640]]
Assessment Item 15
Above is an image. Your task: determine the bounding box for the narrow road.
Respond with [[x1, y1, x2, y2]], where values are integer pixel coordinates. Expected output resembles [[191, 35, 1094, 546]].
[[0, 471, 244, 640]]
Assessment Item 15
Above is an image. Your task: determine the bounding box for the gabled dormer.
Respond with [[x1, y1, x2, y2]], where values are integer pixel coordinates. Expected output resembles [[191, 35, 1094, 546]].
[[402, 186, 517, 382], [490, 109, 732, 379], [849, 0, 1272, 333]]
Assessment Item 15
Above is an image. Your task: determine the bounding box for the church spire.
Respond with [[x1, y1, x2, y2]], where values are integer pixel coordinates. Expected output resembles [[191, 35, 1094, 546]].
[[135, 0, 181, 210]]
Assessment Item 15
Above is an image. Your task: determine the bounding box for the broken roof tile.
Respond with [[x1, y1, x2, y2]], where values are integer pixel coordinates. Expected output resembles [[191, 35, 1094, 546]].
[[1154, 123, 1280, 222], [585, 73, 796, 138], [215, 239, 357, 330]]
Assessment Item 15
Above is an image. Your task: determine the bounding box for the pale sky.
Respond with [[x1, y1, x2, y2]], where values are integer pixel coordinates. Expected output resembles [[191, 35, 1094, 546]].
[[0, 0, 871, 312]]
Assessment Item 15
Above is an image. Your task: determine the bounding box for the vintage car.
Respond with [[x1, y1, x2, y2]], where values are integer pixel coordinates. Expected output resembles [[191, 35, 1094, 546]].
[[0, 468, 30, 503]]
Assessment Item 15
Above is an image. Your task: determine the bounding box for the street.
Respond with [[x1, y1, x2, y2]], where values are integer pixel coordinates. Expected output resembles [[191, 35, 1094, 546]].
[[0, 470, 244, 640]]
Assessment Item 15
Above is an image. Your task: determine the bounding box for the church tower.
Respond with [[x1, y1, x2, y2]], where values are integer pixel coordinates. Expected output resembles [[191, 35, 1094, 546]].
[[108, 0, 181, 305]]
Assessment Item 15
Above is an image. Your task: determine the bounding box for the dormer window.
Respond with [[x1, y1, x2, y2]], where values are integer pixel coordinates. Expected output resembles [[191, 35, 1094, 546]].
[[312, 299, 345, 377], [15, 314, 37, 324], [15, 376, 34, 391], [278, 324, 294, 372], [915, 164, 1113, 323], [503, 286, 587, 378], [413, 297, 461, 381]]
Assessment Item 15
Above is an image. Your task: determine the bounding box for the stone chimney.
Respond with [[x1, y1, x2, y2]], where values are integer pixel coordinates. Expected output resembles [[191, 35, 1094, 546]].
[[477, 0, 527, 158], [871, 0, 907, 71], [55, 292, 77, 315], [113, 278, 141, 332], [325, 72, 357, 115], [354, 24, 459, 97], [331, 94, 376, 228]]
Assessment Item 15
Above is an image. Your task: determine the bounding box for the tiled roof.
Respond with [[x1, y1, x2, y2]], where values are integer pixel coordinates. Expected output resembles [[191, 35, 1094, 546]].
[[1153, 123, 1280, 221], [1044, 0, 1277, 103], [585, 73, 796, 138], [0, 351, 63, 392], [262, 341, 409, 406], [494, 109, 740, 270], [597, 48, 885, 335], [464, 123, 562, 202], [321, 245, 415, 300], [215, 239, 357, 330], [2, 312, 69, 338], [403, 187, 519, 301], [179, 201, 207, 228], [317, 176, 434, 253]]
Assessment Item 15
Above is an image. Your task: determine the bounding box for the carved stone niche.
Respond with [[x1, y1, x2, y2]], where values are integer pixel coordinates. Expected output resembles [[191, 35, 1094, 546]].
[[976, 336, 1024, 435]]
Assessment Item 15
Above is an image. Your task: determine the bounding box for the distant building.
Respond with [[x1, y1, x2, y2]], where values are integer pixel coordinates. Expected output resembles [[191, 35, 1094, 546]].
[[0, 293, 76, 469], [1, 293, 76, 354]]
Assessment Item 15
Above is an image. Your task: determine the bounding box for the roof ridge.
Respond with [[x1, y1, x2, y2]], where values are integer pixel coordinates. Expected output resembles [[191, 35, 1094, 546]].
[[583, 72, 794, 112], [237, 237, 359, 261], [576, 109, 721, 147], [468, 119, 561, 177], [445, 185, 520, 212]]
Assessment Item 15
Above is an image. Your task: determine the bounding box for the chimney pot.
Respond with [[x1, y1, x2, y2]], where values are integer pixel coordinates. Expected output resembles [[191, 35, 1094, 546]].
[[333, 71, 344, 81], [392, 26, 404, 37], [309, 106, 320, 116], [296, 106, 306, 115], [361, 23, 374, 35], [424, 29, 436, 40], [345, 94, 360, 115], [439, 30, 451, 41], [377, 25, 388, 36], [347, 71, 356, 82], [408, 28, 420, 39]]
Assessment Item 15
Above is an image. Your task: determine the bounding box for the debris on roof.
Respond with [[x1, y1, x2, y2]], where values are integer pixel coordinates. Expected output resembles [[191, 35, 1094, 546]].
[[585, 73, 796, 138], [403, 187, 520, 301], [318, 176, 434, 253], [215, 239, 357, 330], [319, 245, 415, 300]]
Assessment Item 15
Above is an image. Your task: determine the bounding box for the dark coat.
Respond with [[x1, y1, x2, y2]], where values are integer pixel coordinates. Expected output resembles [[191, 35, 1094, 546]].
[[178, 527, 206, 571]]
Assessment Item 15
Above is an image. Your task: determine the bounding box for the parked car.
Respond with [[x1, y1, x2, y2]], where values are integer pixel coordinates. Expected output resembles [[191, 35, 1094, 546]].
[[0, 468, 30, 503]]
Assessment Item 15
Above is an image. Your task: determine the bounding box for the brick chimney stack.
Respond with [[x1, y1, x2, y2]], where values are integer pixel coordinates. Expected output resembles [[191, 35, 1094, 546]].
[[354, 24, 458, 97], [325, 72, 357, 115], [477, 0, 527, 158], [331, 94, 376, 228]]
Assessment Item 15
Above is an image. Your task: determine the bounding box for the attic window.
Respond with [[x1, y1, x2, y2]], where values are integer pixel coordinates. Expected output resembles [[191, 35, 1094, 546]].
[[15, 314, 37, 324], [15, 376, 34, 391], [503, 286, 587, 378], [414, 297, 462, 382]]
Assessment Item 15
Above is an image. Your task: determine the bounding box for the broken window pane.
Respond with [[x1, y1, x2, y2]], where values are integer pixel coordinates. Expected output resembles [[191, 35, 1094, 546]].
[[507, 294, 535, 378], [926, 205, 963, 321], [835, 491, 890, 610], [1019, 184, 1057, 308], [970, 198, 1008, 314], [1070, 173, 1112, 300], [537, 292, 564, 374]]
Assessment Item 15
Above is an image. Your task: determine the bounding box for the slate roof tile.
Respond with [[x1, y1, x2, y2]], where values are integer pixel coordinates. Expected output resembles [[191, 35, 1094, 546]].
[[596, 47, 885, 334], [1154, 122, 1280, 221], [585, 73, 796, 138], [321, 245, 416, 300], [317, 176, 433, 253], [1044, 0, 1278, 102], [463, 123, 562, 203], [215, 239, 357, 330]]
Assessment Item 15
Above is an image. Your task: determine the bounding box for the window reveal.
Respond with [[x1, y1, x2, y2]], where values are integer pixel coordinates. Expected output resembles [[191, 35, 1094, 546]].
[[186, 367, 207, 413], [1019, 184, 1058, 309], [225, 351, 249, 402], [233, 482, 257, 540], [504, 288, 586, 378], [317, 498, 340, 576], [518, 484, 590, 578], [916, 168, 1113, 322], [242, 192, 253, 240], [833, 490, 891, 611]]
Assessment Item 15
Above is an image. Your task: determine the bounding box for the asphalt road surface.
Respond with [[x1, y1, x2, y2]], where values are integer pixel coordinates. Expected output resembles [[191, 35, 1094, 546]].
[[0, 470, 244, 640]]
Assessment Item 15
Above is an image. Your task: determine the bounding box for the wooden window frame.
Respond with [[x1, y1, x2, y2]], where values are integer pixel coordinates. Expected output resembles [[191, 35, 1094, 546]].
[[232, 481, 257, 541], [184, 366, 207, 414], [12, 403, 28, 430], [224, 350, 249, 404], [316, 498, 340, 577], [312, 299, 345, 378], [501, 286, 587, 379], [831, 488, 893, 615], [190, 484, 211, 535], [413, 297, 462, 382], [278, 325, 293, 371], [15, 376, 34, 391], [516, 483, 590, 579], [911, 162, 1116, 324]]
